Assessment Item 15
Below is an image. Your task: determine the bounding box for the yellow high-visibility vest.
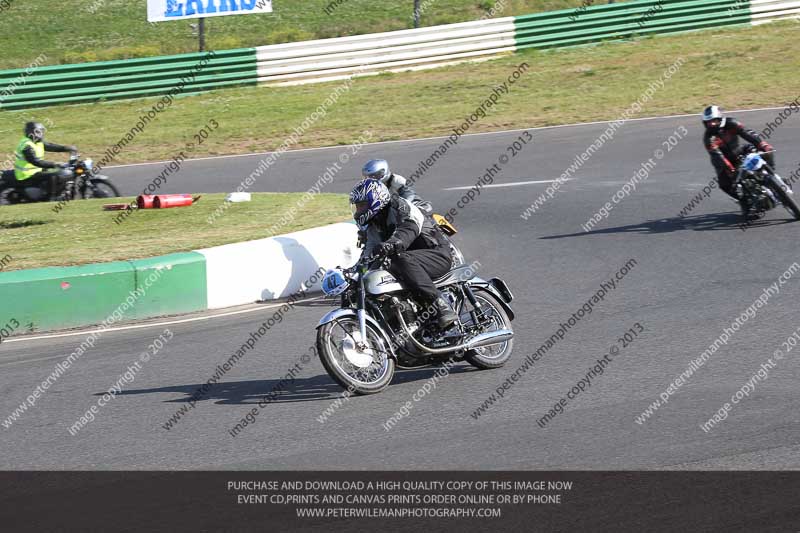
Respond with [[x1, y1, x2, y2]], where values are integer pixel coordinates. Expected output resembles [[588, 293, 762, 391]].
[[14, 137, 44, 180]]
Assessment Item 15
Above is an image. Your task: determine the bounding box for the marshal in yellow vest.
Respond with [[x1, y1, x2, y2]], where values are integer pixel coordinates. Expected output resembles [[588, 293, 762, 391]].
[[14, 137, 44, 180]]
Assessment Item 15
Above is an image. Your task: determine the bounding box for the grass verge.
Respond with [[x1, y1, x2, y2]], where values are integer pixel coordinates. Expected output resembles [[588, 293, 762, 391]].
[[1, 21, 798, 167], [0, 193, 350, 271]]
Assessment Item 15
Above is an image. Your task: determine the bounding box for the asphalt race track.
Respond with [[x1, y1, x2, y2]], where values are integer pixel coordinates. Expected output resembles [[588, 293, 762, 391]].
[[2, 109, 800, 470]]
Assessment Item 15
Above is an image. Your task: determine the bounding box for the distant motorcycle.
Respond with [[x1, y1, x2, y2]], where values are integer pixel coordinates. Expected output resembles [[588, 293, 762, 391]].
[[316, 245, 515, 395], [0, 154, 119, 205], [735, 150, 800, 221]]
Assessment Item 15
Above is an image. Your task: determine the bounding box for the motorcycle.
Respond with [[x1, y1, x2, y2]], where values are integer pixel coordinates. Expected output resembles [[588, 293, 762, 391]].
[[0, 153, 120, 205], [735, 150, 800, 221], [316, 245, 515, 395]]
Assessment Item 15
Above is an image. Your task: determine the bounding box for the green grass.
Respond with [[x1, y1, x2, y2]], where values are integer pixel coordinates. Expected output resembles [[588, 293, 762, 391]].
[[0, 0, 596, 69], [0, 193, 350, 271], [1, 21, 798, 166]]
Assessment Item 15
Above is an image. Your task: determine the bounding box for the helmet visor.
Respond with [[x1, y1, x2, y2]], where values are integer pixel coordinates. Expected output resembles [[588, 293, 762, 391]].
[[363, 169, 386, 181], [351, 201, 370, 218], [704, 118, 721, 129]]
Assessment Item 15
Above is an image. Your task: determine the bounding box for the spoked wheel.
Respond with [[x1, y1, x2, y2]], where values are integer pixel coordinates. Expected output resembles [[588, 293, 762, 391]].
[[461, 290, 514, 369], [86, 178, 120, 199], [768, 175, 800, 220], [316, 317, 395, 395]]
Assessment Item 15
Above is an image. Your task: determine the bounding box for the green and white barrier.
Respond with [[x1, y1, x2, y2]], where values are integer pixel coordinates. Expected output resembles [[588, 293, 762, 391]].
[[0, 223, 358, 334]]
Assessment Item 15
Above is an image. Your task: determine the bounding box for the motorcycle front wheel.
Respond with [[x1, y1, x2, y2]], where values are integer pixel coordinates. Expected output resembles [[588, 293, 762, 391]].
[[86, 177, 120, 199], [768, 175, 800, 220], [316, 317, 395, 395]]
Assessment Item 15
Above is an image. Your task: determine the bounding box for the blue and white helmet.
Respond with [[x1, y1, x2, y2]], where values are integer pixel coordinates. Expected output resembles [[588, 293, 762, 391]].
[[362, 159, 390, 182], [322, 268, 348, 296], [350, 178, 390, 228]]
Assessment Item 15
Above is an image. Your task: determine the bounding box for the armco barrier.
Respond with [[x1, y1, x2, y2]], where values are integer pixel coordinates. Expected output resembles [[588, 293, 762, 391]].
[[1, 0, 797, 109], [0, 48, 257, 110]]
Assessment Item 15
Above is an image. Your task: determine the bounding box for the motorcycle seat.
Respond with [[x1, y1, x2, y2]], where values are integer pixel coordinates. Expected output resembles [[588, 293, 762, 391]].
[[434, 264, 476, 287]]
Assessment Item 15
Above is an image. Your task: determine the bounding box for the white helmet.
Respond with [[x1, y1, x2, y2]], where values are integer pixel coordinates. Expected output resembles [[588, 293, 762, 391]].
[[702, 105, 723, 123], [362, 159, 390, 182]]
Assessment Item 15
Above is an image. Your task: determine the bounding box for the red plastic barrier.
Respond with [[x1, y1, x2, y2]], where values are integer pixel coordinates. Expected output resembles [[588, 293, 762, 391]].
[[137, 195, 155, 209], [153, 194, 193, 208]]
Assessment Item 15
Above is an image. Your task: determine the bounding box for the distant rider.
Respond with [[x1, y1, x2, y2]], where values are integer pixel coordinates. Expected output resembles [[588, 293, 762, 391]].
[[361, 159, 432, 214], [350, 179, 458, 329], [702, 105, 774, 208], [14, 121, 77, 201]]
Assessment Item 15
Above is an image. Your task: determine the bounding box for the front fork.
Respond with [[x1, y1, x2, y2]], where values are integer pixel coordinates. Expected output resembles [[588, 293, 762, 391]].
[[357, 271, 368, 349]]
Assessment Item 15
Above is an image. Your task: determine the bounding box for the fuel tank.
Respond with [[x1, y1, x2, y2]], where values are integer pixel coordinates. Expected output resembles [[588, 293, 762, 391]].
[[363, 269, 404, 296]]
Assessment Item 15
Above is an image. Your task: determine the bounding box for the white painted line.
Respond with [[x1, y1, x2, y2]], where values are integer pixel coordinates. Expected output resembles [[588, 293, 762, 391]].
[[105, 106, 793, 170], [444, 178, 573, 191], [2, 296, 324, 346]]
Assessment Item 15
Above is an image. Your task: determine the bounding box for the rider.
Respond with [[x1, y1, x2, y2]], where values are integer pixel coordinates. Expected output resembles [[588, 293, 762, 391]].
[[14, 121, 77, 200], [350, 179, 458, 329], [702, 106, 774, 205], [361, 159, 432, 214]]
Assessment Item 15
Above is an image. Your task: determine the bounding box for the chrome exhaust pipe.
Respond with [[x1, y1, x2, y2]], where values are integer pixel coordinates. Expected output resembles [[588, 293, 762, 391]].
[[391, 300, 514, 355], [466, 330, 514, 350]]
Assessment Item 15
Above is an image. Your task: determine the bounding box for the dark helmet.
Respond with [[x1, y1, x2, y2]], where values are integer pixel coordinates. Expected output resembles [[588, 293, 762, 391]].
[[24, 121, 46, 142], [701, 105, 724, 132], [349, 179, 391, 229]]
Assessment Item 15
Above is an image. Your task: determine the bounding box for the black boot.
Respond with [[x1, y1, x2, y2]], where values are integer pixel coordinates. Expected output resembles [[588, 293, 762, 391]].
[[432, 296, 458, 329]]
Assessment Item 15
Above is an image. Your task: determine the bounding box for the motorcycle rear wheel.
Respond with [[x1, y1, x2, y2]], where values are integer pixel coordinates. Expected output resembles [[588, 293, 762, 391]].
[[0, 188, 17, 205], [316, 317, 395, 395]]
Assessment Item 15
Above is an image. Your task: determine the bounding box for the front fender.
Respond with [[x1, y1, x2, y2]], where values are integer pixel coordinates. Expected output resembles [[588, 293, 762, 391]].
[[316, 308, 397, 359], [467, 276, 515, 321]]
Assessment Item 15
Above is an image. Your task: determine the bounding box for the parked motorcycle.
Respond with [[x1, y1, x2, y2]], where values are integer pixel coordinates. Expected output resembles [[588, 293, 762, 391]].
[[0, 154, 120, 205], [735, 150, 800, 221], [316, 246, 515, 395]]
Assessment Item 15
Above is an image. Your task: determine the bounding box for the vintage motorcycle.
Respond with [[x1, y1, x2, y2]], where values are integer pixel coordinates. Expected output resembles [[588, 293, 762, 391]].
[[0, 153, 120, 205], [735, 150, 800, 221], [315, 240, 515, 395]]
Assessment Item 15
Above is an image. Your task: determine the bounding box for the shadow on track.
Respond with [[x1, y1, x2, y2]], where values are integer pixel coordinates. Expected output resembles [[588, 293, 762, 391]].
[[112, 365, 474, 406], [541, 211, 793, 239]]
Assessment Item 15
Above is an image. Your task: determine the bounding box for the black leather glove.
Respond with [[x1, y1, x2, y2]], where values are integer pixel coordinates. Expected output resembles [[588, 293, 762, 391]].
[[376, 240, 399, 257]]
